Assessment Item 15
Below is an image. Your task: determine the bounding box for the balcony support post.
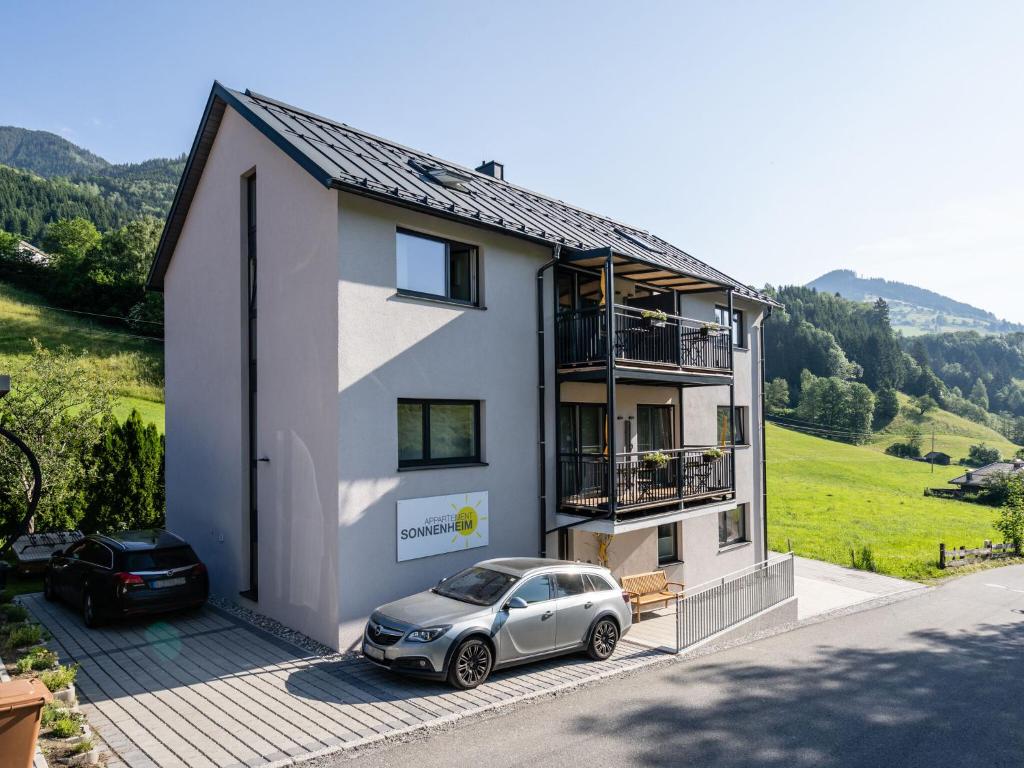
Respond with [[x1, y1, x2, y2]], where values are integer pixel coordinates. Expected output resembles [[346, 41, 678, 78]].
[[677, 385, 685, 500], [727, 288, 737, 496], [604, 249, 617, 520]]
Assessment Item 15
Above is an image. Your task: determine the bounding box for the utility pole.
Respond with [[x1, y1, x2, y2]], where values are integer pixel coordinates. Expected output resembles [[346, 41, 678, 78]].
[[931, 428, 936, 473]]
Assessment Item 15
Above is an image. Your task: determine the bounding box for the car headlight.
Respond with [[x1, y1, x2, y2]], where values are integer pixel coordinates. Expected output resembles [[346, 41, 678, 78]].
[[405, 625, 451, 643]]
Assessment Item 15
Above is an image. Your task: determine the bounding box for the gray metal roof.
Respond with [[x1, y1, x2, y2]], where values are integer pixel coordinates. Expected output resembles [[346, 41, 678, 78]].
[[949, 461, 1024, 486], [148, 82, 776, 305]]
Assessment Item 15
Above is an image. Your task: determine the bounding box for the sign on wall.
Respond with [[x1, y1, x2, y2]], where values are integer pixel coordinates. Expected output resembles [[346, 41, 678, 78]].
[[397, 492, 489, 562]]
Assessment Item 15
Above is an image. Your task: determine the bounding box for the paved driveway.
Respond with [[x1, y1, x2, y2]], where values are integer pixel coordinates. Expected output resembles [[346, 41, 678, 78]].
[[22, 594, 661, 768], [791, 554, 924, 618]]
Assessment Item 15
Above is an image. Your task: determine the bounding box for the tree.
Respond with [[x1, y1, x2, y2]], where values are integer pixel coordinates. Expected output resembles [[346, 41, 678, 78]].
[[913, 394, 938, 416], [966, 443, 1001, 467], [904, 424, 924, 452], [42, 216, 101, 266], [0, 341, 116, 538], [873, 387, 900, 428], [994, 475, 1024, 554], [765, 378, 790, 413], [795, 370, 875, 444], [77, 410, 165, 534], [969, 378, 990, 410]]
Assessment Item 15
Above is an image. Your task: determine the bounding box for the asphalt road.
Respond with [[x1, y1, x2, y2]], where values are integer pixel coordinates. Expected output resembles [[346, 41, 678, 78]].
[[332, 565, 1024, 768]]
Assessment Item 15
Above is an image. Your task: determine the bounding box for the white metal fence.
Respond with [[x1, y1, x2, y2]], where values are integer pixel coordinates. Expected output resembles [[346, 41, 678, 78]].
[[674, 552, 795, 651]]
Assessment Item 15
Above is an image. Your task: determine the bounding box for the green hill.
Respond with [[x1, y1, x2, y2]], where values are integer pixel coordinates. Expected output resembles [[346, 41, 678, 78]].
[[767, 422, 1002, 580], [0, 126, 109, 177], [0, 280, 164, 430], [870, 393, 1019, 463]]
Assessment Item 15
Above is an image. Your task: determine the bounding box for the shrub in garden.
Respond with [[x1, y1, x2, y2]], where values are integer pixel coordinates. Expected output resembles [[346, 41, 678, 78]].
[[16, 646, 57, 673], [49, 712, 82, 738], [0, 590, 12, 604], [73, 738, 95, 754], [0, 603, 29, 623], [6, 623, 43, 648], [41, 703, 64, 727], [40, 664, 77, 692]]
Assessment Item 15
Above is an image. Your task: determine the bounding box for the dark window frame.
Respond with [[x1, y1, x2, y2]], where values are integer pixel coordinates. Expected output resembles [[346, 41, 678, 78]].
[[718, 505, 748, 547], [559, 402, 609, 455], [396, 228, 480, 306], [657, 523, 679, 565], [398, 398, 482, 468], [717, 405, 748, 446], [715, 305, 745, 348], [511, 574, 555, 605], [637, 404, 675, 453]]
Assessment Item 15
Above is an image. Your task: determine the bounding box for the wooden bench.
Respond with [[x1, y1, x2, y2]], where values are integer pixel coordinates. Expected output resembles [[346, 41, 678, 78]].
[[621, 570, 684, 620]]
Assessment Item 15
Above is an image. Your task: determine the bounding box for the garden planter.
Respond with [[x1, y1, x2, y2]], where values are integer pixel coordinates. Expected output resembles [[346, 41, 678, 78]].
[[52, 682, 76, 706], [67, 745, 101, 766]]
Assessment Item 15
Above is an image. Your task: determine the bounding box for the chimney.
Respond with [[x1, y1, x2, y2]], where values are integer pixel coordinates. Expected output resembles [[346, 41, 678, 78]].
[[475, 160, 504, 180]]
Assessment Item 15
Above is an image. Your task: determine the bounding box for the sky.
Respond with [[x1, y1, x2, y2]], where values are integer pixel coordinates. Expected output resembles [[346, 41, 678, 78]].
[[3, 0, 1022, 320]]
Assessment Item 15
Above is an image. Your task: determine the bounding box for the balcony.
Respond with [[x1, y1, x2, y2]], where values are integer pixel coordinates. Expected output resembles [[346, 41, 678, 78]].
[[559, 447, 735, 518], [555, 305, 732, 377]]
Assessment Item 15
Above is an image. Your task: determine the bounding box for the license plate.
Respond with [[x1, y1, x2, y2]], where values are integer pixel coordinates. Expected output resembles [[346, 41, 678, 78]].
[[363, 643, 385, 661], [152, 577, 186, 589]]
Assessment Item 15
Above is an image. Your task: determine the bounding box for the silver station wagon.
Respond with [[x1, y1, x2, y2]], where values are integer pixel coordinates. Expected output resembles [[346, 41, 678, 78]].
[[363, 558, 632, 689]]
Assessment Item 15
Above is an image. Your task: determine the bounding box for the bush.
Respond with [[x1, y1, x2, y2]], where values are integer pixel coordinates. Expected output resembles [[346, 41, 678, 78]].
[[965, 443, 1001, 467], [0, 604, 28, 623], [6, 624, 43, 648], [49, 712, 81, 738], [850, 545, 878, 572], [40, 664, 77, 692], [886, 442, 922, 459], [0, 590, 12, 604], [15, 646, 57, 673], [40, 702, 63, 727], [73, 738, 95, 754]]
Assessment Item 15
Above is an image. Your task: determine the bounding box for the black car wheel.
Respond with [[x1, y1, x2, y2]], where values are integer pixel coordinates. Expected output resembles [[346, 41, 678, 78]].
[[82, 590, 100, 628], [43, 572, 55, 602], [587, 618, 619, 660], [447, 638, 493, 690]]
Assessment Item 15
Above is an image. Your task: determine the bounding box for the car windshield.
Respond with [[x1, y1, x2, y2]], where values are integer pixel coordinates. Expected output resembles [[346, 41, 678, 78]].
[[433, 567, 519, 606], [124, 546, 199, 572]]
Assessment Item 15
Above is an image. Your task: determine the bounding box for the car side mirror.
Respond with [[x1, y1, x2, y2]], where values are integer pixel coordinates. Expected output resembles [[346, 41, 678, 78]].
[[506, 596, 528, 610]]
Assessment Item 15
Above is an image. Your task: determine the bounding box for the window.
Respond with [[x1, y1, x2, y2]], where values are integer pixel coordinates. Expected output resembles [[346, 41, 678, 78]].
[[79, 541, 112, 568], [398, 399, 481, 467], [715, 306, 745, 347], [657, 523, 678, 565], [717, 406, 747, 446], [124, 546, 199, 572], [560, 403, 607, 454], [554, 572, 587, 598], [513, 575, 553, 604], [435, 567, 519, 606], [719, 506, 747, 546], [583, 573, 616, 592], [396, 230, 479, 305], [637, 405, 673, 452]]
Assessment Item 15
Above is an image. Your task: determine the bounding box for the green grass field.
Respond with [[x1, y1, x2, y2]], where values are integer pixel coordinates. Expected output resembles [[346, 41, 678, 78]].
[[868, 392, 1019, 463], [0, 281, 165, 431], [767, 422, 1003, 580]]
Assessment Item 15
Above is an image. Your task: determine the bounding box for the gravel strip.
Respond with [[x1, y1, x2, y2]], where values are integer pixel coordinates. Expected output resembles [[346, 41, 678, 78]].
[[207, 595, 359, 660]]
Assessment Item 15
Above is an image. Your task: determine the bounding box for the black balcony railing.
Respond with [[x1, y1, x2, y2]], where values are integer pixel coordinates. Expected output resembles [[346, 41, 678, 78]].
[[559, 447, 735, 516], [555, 305, 732, 373]]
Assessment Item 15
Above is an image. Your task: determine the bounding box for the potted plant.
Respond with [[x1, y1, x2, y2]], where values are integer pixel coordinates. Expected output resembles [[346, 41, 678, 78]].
[[41, 664, 78, 706], [641, 309, 668, 329], [700, 321, 722, 337], [702, 447, 724, 463], [642, 451, 670, 469], [67, 737, 100, 767]]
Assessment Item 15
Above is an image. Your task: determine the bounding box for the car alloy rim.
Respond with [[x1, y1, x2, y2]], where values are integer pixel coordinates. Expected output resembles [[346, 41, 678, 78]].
[[594, 621, 617, 656], [457, 644, 490, 684]]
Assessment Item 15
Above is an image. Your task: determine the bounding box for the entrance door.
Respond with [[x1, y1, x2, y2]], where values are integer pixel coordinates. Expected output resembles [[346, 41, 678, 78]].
[[637, 405, 673, 451]]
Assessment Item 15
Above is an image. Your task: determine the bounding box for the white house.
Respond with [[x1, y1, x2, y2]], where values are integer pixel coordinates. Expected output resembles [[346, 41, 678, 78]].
[[148, 82, 780, 651]]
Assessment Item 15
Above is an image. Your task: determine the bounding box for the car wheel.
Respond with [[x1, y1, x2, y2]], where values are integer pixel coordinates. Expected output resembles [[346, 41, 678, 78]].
[[43, 573, 55, 602], [82, 590, 100, 628], [447, 638, 493, 690], [587, 618, 619, 660]]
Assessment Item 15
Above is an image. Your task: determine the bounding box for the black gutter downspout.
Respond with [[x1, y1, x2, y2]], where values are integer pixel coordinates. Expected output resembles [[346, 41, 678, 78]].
[[727, 289, 736, 498], [604, 249, 617, 524], [537, 245, 561, 558], [760, 306, 772, 560]]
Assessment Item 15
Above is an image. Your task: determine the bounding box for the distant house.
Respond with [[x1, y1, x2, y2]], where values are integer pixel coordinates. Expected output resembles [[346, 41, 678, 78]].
[[949, 458, 1024, 491], [923, 451, 951, 466], [16, 241, 49, 265]]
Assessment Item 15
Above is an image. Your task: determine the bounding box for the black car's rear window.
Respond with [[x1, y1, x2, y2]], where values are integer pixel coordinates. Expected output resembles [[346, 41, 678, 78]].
[[434, 567, 519, 606], [124, 546, 199, 572]]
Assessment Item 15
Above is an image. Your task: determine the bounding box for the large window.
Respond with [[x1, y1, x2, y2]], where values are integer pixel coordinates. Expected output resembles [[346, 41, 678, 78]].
[[637, 405, 673, 452], [657, 523, 678, 565], [718, 506, 747, 547], [397, 230, 479, 305], [715, 305, 745, 348], [398, 399, 481, 467], [717, 405, 748, 446], [559, 403, 607, 454]]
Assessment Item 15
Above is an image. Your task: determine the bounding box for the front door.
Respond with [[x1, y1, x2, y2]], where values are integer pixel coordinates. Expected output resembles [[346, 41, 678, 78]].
[[496, 575, 556, 661], [553, 572, 596, 648]]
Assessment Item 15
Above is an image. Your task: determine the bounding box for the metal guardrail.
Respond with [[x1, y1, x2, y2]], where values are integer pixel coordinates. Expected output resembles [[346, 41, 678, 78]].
[[674, 552, 795, 651]]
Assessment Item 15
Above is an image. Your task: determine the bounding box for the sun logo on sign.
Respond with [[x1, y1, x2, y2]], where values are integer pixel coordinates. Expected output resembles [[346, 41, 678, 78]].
[[451, 495, 486, 548]]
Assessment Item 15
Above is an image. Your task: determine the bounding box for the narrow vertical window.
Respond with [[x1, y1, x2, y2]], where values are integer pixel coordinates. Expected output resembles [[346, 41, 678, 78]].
[[244, 173, 258, 600]]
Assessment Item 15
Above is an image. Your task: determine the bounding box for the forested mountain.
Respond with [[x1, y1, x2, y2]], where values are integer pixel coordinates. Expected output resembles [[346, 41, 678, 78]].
[[0, 126, 184, 242], [807, 269, 1023, 335]]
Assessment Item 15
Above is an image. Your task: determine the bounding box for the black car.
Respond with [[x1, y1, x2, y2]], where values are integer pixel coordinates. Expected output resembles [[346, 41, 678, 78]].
[[44, 530, 208, 627]]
